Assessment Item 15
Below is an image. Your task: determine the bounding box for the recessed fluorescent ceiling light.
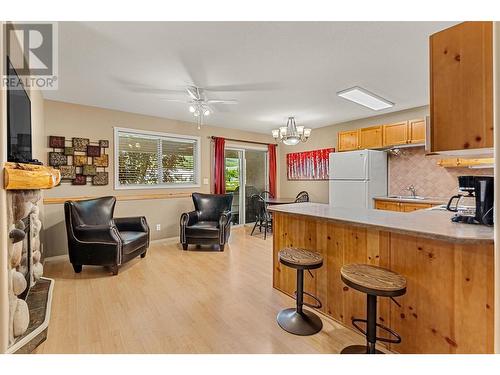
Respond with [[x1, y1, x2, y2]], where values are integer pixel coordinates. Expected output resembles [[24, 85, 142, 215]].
[[337, 86, 394, 111]]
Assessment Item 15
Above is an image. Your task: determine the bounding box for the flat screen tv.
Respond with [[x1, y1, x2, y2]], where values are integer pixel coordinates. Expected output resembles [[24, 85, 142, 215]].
[[7, 57, 32, 162]]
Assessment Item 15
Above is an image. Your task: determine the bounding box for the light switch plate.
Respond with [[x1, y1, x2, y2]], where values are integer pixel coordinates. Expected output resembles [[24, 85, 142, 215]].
[[203, 178, 209, 185]]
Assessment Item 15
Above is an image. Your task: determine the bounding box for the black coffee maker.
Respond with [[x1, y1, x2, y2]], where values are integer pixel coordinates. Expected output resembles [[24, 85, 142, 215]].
[[474, 176, 494, 225], [448, 176, 494, 225]]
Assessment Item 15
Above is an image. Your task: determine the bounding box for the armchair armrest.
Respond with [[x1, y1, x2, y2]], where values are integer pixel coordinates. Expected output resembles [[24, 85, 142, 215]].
[[219, 211, 233, 228], [114, 216, 149, 233], [74, 224, 121, 245], [180, 211, 199, 227]]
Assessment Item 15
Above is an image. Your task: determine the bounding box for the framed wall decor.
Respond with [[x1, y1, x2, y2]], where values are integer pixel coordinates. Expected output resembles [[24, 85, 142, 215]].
[[72, 174, 87, 185], [92, 172, 109, 186], [93, 154, 109, 167], [48, 152, 67, 167], [82, 165, 97, 176], [49, 136, 65, 148], [73, 155, 88, 167], [72, 137, 90, 152], [64, 147, 74, 156], [286, 148, 335, 180], [87, 145, 101, 157], [59, 165, 76, 180], [48, 135, 110, 186]]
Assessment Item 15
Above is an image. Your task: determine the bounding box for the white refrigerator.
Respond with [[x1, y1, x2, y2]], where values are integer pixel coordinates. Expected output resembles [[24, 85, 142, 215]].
[[329, 150, 387, 209]]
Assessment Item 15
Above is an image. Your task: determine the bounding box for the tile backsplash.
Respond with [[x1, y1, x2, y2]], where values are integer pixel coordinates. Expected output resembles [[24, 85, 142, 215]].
[[388, 147, 493, 199]]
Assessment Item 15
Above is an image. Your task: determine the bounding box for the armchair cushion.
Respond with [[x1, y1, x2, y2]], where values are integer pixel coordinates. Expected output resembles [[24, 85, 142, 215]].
[[74, 224, 121, 244], [120, 231, 149, 254], [185, 221, 219, 238]]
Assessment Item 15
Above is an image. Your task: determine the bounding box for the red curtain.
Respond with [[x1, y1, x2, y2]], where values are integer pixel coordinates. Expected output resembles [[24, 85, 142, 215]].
[[268, 144, 277, 197], [213, 137, 226, 194]]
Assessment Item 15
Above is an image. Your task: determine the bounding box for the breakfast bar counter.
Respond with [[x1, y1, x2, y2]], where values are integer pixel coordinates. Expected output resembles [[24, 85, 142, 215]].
[[268, 203, 494, 353]]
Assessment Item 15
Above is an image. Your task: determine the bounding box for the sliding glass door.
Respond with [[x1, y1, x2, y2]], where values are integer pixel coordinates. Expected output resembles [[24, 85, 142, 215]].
[[224, 147, 268, 225]]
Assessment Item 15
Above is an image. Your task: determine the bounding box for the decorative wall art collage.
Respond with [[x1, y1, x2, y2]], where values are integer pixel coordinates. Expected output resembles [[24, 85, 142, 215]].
[[48, 136, 110, 186], [286, 148, 335, 180]]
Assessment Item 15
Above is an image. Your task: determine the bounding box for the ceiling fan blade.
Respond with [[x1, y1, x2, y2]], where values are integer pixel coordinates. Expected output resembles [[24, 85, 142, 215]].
[[206, 99, 238, 104], [204, 82, 283, 92], [186, 86, 200, 100], [160, 98, 191, 103], [114, 78, 185, 95]]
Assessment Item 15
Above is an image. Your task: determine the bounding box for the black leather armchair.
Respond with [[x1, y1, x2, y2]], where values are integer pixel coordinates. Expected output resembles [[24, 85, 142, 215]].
[[180, 193, 233, 251], [64, 196, 150, 275]]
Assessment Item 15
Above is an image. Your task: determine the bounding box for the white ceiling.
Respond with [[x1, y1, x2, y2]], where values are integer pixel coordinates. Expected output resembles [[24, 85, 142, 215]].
[[44, 21, 457, 134]]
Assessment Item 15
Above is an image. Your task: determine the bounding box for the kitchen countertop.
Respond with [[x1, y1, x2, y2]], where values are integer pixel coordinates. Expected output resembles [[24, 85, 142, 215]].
[[374, 196, 448, 205], [268, 202, 493, 244]]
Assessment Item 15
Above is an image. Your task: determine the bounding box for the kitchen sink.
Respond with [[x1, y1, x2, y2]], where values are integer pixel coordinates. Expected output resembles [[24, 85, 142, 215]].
[[387, 195, 426, 200]]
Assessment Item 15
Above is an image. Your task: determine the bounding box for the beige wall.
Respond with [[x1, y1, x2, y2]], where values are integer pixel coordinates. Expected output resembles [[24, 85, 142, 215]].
[[43, 100, 275, 257], [278, 106, 429, 203], [0, 23, 45, 353]]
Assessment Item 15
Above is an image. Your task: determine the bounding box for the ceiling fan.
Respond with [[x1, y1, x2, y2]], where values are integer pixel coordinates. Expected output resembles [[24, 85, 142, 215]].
[[161, 86, 238, 129]]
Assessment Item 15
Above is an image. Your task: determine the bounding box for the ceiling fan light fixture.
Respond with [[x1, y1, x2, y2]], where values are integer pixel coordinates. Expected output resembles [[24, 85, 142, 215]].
[[337, 86, 394, 111]]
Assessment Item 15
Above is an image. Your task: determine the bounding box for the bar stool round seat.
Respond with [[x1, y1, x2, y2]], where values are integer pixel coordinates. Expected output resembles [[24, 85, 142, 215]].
[[340, 264, 407, 354], [277, 247, 324, 336], [278, 247, 324, 270], [341, 263, 406, 297]]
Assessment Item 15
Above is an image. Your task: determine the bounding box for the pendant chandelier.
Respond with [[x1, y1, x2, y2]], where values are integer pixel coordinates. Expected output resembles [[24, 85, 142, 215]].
[[272, 117, 312, 146]]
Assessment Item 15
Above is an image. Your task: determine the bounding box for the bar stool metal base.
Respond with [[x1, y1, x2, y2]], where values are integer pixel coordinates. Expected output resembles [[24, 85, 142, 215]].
[[340, 344, 383, 354], [276, 308, 323, 336]]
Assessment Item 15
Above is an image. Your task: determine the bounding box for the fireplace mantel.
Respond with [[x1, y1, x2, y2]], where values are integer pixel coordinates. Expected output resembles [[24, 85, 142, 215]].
[[3, 162, 61, 190]]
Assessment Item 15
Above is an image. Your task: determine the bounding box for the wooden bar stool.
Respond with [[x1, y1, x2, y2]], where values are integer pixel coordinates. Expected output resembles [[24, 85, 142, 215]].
[[340, 263, 406, 354], [276, 247, 323, 336]]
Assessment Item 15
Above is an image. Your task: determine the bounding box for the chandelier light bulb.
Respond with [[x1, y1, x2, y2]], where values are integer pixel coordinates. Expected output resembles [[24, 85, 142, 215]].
[[204, 108, 210, 116], [189, 105, 196, 113]]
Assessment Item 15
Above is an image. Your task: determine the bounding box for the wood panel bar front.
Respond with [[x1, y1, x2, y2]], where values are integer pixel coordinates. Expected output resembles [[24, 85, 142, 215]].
[[272, 211, 494, 353]]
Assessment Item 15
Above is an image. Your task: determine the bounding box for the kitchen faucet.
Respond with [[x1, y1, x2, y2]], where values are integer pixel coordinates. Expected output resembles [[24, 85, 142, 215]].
[[407, 185, 417, 198]]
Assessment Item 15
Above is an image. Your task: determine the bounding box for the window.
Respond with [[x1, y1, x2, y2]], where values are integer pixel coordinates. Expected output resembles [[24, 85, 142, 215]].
[[114, 128, 200, 189]]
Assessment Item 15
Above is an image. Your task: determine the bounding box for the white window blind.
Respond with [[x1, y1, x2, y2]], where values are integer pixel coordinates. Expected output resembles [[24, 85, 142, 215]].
[[115, 128, 200, 189]]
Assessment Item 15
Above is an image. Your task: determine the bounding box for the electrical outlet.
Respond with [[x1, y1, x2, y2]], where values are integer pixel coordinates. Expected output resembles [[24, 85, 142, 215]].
[[156, 224, 161, 231]]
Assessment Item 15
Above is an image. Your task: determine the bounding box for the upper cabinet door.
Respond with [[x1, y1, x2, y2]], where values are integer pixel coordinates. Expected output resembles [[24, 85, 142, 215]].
[[408, 119, 426, 144], [430, 21, 493, 153], [359, 126, 383, 149], [337, 130, 359, 152], [383, 121, 408, 146]]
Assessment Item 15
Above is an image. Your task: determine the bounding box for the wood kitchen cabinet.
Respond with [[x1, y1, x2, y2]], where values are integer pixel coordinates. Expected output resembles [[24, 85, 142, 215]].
[[375, 200, 433, 212], [408, 119, 426, 144], [337, 130, 359, 151], [359, 125, 383, 149], [374, 200, 402, 212], [429, 21, 493, 153], [383, 121, 408, 146]]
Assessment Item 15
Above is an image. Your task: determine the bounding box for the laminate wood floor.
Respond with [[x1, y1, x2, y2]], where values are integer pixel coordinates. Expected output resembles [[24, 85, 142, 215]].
[[35, 227, 368, 354]]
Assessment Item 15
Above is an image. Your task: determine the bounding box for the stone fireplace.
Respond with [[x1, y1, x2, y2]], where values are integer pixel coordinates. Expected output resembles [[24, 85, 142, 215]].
[[6, 189, 44, 347], [3, 162, 61, 353]]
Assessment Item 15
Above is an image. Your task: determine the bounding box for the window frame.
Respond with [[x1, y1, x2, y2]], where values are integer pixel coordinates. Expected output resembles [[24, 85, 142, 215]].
[[114, 126, 201, 190]]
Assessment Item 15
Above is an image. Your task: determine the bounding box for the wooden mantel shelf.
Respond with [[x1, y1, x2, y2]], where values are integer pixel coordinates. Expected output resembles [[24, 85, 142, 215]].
[[3, 162, 61, 190]]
